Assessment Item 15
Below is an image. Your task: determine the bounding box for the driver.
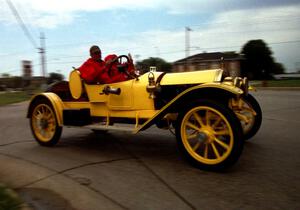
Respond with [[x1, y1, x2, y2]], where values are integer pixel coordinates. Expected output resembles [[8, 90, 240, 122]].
[[104, 54, 135, 83], [78, 45, 135, 84]]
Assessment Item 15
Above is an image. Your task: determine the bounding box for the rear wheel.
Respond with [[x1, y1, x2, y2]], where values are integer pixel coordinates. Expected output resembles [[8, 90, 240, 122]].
[[176, 100, 243, 171], [229, 94, 262, 140], [30, 99, 62, 146]]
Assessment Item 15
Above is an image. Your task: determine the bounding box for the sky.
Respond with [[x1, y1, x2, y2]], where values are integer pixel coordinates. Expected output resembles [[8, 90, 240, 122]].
[[0, 0, 300, 78]]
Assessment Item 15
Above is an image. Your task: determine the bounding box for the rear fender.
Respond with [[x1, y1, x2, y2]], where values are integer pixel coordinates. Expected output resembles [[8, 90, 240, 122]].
[[27, 93, 64, 126], [135, 83, 243, 133]]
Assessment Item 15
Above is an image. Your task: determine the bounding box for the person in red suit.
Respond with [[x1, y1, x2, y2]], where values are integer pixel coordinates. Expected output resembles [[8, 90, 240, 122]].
[[78, 45, 106, 84], [104, 54, 136, 83], [79, 45, 135, 84]]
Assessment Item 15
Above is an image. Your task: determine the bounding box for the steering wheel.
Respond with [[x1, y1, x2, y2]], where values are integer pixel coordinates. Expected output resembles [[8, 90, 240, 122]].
[[116, 55, 130, 73], [106, 54, 137, 79], [117, 55, 129, 65]]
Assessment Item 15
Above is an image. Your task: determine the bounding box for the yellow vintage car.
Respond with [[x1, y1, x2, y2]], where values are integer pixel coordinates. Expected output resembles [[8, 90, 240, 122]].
[[27, 55, 262, 171]]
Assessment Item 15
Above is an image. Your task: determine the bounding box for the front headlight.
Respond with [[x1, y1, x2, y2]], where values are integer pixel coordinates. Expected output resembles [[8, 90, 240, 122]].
[[233, 77, 249, 95], [242, 77, 249, 95]]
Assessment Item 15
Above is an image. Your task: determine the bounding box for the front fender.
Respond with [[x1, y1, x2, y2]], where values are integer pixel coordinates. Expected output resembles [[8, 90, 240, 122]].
[[134, 83, 243, 133], [27, 93, 64, 126]]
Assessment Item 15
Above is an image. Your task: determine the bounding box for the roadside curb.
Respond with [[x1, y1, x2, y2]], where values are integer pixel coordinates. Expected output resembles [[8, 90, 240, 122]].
[[0, 154, 123, 210]]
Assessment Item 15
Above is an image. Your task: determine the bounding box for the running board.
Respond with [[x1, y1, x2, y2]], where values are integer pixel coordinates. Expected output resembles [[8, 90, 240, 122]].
[[80, 123, 139, 133]]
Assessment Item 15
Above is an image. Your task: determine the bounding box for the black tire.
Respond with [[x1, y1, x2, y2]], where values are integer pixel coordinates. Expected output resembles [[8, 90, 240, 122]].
[[175, 100, 244, 171], [29, 99, 62, 146], [241, 94, 262, 140], [92, 129, 108, 135]]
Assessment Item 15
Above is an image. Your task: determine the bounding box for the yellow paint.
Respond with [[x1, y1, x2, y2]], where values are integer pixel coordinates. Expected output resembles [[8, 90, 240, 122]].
[[83, 73, 157, 110], [69, 70, 83, 99], [160, 69, 223, 85], [29, 70, 244, 132], [89, 103, 157, 119], [135, 82, 243, 133], [29, 93, 64, 126], [84, 84, 108, 102], [63, 102, 91, 109], [108, 80, 133, 109]]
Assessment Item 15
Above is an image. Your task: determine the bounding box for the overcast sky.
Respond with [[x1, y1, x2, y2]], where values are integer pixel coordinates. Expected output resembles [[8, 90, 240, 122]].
[[0, 0, 300, 77]]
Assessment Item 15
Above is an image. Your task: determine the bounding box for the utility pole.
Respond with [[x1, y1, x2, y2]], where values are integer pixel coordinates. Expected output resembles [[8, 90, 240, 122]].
[[185, 27, 192, 71], [39, 32, 47, 77]]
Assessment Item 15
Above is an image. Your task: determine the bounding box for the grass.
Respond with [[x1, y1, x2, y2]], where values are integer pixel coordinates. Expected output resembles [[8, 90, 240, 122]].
[[251, 79, 300, 87], [0, 184, 23, 210], [0, 91, 31, 106]]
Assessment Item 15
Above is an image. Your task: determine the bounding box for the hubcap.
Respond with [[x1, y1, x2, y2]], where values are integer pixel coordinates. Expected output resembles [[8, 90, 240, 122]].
[[197, 132, 208, 143], [40, 119, 48, 129]]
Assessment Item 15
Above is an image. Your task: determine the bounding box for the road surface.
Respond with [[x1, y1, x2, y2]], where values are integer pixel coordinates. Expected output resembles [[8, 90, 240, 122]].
[[0, 90, 299, 210]]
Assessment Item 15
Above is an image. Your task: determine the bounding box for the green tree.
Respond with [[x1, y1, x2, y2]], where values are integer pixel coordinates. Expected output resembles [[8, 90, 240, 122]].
[[241, 39, 284, 79], [11, 77, 23, 88], [272, 62, 285, 74], [47, 72, 64, 84], [136, 57, 172, 73]]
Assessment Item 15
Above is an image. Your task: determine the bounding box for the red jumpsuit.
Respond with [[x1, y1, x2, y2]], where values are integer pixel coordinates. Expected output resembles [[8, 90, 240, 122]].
[[104, 54, 128, 83], [78, 58, 106, 84], [79, 55, 135, 84]]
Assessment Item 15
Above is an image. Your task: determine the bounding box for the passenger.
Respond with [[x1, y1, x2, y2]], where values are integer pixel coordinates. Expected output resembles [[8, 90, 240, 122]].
[[78, 45, 106, 84]]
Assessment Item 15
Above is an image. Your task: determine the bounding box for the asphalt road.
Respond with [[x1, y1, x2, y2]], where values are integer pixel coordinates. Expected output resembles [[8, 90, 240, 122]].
[[0, 90, 299, 210]]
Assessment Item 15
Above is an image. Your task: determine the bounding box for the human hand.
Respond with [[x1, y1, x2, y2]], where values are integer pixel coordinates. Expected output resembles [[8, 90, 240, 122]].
[[106, 57, 118, 65]]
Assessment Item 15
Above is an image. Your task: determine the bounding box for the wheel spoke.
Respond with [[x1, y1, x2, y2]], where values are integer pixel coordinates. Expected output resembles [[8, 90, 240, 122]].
[[41, 106, 46, 114], [186, 122, 201, 132], [212, 117, 222, 129], [215, 129, 230, 136], [45, 113, 53, 120], [192, 142, 201, 151], [205, 110, 211, 126], [204, 144, 208, 158], [37, 110, 42, 116], [187, 133, 198, 140], [41, 129, 46, 137], [214, 137, 229, 150], [211, 142, 220, 159], [242, 107, 257, 116], [33, 114, 41, 120], [193, 112, 205, 127], [235, 112, 250, 124]]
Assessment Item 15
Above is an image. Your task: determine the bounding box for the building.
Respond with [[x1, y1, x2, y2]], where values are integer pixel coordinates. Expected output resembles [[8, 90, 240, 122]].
[[172, 51, 243, 77]]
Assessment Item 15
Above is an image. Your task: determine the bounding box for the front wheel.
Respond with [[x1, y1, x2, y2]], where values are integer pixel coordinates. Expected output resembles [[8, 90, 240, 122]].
[[30, 99, 62, 146], [176, 100, 243, 171]]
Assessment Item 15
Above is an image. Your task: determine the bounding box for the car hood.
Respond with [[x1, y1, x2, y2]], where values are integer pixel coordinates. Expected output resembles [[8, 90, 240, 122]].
[[159, 69, 223, 85]]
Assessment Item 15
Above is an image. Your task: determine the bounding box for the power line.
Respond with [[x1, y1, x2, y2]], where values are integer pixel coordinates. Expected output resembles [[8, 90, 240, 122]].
[[42, 39, 300, 64], [2, 38, 299, 75], [5, 0, 38, 49], [43, 15, 300, 50]]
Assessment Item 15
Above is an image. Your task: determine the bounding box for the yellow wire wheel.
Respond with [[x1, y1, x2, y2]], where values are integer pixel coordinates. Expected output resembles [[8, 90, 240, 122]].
[[30, 99, 62, 146], [229, 94, 262, 140], [176, 100, 243, 171]]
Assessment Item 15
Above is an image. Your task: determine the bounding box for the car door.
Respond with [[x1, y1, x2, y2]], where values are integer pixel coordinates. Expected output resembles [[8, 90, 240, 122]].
[[107, 79, 134, 110]]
